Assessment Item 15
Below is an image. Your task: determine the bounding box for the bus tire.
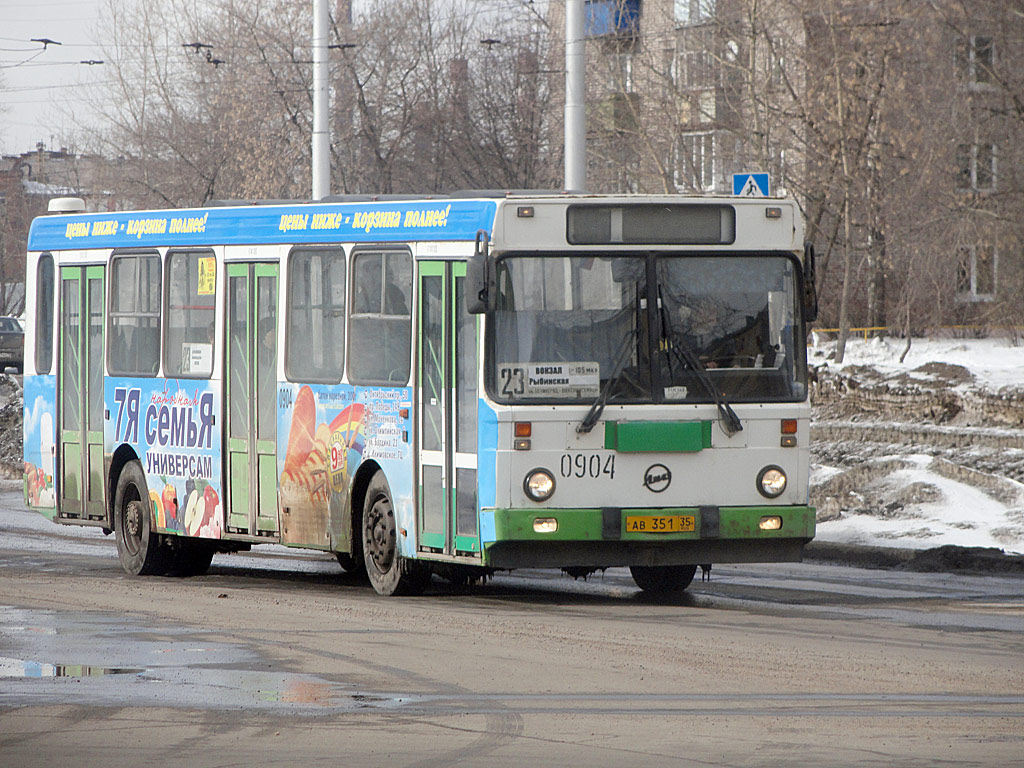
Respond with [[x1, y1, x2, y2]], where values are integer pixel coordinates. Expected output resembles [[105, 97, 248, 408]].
[[114, 461, 171, 576], [167, 538, 215, 577], [335, 551, 364, 574], [362, 470, 429, 596], [629, 564, 698, 594]]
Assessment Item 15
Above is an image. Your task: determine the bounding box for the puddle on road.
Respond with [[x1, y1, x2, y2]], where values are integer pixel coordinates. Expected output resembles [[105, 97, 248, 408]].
[[0, 604, 361, 713], [0, 658, 143, 678]]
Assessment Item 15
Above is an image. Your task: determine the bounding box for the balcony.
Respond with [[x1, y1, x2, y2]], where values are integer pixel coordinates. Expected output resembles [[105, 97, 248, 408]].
[[585, 0, 640, 39]]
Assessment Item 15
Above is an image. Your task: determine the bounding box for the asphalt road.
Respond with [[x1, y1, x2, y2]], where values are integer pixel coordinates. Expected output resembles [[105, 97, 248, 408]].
[[1, 491, 1022, 767]]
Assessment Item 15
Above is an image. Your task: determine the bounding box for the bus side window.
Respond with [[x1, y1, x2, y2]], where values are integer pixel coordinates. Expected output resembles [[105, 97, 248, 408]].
[[349, 250, 411, 385], [165, 250, 215, 378], [286, 247, 345, 383], [108, 326, 127, 373], [35, 254, 55, 374], [108, 252, 161, 377]]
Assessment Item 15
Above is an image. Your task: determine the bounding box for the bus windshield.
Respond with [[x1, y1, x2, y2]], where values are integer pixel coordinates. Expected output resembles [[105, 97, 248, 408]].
[[489, 254, 806, 404]]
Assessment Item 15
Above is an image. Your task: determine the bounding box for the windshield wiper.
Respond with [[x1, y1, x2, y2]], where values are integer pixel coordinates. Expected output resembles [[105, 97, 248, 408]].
[[577, 324, 638, 434], [666, 331, 742, 436], [659, 289, 742, 436]]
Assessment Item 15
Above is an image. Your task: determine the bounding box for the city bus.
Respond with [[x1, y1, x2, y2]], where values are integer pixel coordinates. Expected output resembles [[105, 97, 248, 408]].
[[23, 193, 816, 596]]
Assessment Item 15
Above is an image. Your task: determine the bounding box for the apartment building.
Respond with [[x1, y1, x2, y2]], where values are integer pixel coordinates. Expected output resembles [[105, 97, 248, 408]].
[[546, 0, 1023, 327]]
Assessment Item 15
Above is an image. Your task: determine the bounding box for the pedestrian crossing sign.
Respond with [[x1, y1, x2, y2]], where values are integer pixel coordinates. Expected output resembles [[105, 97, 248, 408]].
[[732, 173, 770, 197]]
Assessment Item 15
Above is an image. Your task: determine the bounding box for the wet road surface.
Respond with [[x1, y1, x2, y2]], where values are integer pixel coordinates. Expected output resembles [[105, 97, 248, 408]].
[[1, 492, 1022, 766]]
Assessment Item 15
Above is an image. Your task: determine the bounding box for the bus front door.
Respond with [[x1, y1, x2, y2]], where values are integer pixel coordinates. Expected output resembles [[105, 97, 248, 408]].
[[225, 263, 279, 538], [57, 265, 106, 524], [417, 261, 479, 558]]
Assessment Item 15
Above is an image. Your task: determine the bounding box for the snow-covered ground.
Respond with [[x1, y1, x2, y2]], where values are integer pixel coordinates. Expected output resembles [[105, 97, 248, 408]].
[[809, 335, 1024, 556], [810, 333, 1024, 391]]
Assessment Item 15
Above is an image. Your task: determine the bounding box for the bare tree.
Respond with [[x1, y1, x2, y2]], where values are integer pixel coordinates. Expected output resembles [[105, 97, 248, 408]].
[[448, 9, 558, 190], [0, 164, 31, 316], [64, 0, 1020, 341], [84, 0, 314, 207], [80, 0, 557, 203], [332, 0, 557, 194]]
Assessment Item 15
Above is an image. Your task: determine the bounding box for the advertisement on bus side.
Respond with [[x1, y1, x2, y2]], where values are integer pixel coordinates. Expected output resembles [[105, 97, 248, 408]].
[[107, 378, 224, 539], [23, 374, 57, 514], [277, 383, 414, 554]]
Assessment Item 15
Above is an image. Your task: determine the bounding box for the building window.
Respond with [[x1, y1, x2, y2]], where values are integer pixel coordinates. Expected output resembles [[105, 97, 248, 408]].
[[678, 132, 716, 191], [956, 245, 996, 302], [614, 51, 634, 91], [770, 52, 787, 87], [675, 0, 716, 26], [681, 29, 714, 88], [955, 35, 994, 85], [956, 143, 997, 191]]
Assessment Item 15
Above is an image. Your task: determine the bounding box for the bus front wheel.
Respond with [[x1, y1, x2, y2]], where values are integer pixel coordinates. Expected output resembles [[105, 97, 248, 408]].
[[362, 471, 429, 596], [629, 564, 698, 594], [114, 461, 170, 576]]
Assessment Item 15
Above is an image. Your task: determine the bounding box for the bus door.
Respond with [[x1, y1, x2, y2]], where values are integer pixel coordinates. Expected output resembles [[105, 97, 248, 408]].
[[417, 261, 479, 557], [225, 263, 279, 537], [57, 265, 106, 523]]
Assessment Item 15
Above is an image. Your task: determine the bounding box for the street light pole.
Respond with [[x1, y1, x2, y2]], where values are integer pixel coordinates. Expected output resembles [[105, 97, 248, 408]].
[[564, 0, 585, 192], [312, 0, 330, 200]]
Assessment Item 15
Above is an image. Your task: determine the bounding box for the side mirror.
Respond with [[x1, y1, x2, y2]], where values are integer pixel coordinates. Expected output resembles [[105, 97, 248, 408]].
[[466, 229, 493, 315], [802, 242, 818, 323]]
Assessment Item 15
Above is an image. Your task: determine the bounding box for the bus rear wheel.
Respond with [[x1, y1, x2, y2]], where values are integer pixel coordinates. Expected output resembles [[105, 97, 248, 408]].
[[167, 538, 215, 577], [629, 564, 698, 594], [362, 471, 429, 596], [335, 515, 365, 575], [114, 461, 171, 576], [335, 551, 364, 574]]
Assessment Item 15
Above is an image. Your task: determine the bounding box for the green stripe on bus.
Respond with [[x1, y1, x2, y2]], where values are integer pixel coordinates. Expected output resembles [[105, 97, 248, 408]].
[[493, 508, 603, 541], [489, 506, 815, 542], [603, 420, 712, 452]]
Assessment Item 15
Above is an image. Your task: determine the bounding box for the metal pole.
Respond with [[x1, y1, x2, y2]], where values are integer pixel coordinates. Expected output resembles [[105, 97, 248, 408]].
[[564, 0, 585, 192], [312, 0, 330, 200]]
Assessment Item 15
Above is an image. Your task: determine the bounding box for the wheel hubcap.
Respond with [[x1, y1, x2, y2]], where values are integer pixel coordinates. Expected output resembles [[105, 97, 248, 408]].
[[123, 499, 143, 556], [365, 497, 395, 573]]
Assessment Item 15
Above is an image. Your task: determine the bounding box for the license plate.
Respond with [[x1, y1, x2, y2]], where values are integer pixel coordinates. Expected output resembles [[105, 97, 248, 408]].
[[625, 515, 695, 533]]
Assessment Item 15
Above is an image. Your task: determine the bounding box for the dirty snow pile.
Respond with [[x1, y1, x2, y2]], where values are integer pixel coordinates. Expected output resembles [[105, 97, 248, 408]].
[[0, 376, 22, 480], [810, 335, 1024, 556]]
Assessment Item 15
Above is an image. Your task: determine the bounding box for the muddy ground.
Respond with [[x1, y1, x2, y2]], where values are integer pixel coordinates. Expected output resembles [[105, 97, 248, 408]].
[[3, 530, 1023, 767]]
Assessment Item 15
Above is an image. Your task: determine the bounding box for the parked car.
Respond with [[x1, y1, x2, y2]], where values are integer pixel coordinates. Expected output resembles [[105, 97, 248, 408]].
[[0, 316, 24, 373]]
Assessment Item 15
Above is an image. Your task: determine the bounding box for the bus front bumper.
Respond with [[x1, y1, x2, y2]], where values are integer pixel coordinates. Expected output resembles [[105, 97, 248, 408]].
[[480, 505, 815, 569]]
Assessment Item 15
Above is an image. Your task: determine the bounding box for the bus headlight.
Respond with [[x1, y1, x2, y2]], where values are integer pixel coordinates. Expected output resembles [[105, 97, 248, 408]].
[[757, 466, 787, 498], [524, 469, 556, 502]]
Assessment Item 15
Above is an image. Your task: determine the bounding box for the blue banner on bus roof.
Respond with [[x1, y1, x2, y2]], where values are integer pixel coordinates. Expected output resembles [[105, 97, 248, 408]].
[[27, 199, 498, 251]]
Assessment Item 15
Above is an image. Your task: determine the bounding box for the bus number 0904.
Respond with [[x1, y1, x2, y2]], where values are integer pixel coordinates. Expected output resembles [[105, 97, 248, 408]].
[[560, 453, 615, 480]]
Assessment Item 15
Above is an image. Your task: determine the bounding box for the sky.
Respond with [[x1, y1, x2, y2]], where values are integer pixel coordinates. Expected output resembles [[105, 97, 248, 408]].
[[0, 0, 108, 155]]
